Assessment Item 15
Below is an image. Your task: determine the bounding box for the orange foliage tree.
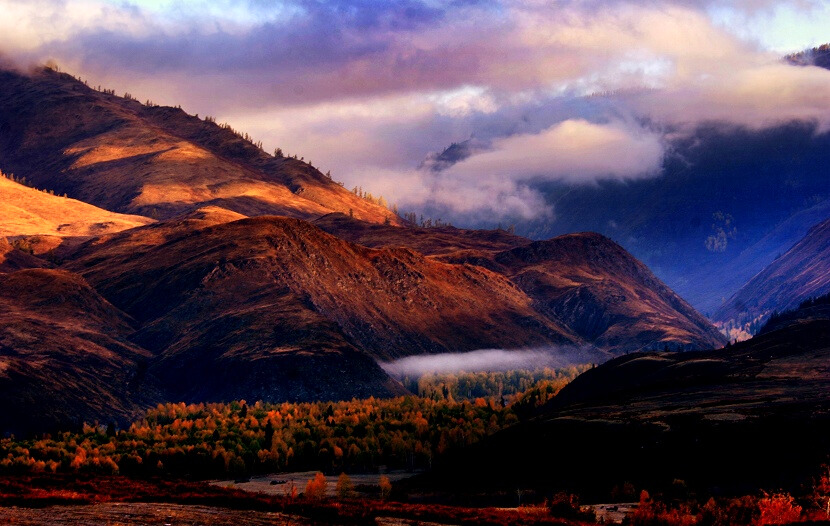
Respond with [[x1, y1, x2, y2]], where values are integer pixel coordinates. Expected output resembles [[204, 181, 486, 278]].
[[304, 472, 327, 501]]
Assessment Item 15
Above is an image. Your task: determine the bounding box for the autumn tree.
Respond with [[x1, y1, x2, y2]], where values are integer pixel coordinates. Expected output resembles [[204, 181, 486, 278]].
[[304, 472, 327, 501], [379, 475, 392, 500], [336, 472, 354, 499]]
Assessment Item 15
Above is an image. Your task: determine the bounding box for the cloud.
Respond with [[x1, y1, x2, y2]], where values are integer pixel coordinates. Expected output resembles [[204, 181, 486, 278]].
[[442, 119, 664, 183], [2, 0, 830, 223], [378, 346, 597, 377], [351, 119, 664, 221], [626, 62, 830, 129]]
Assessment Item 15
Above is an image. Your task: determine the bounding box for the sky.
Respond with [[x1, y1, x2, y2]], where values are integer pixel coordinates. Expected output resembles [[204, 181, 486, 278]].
[[2, 0, 830, 222]]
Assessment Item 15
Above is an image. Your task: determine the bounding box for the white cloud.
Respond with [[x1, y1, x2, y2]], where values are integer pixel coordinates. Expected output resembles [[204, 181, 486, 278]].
[[628, 62, 830, 129], [443, 119, 664, 183]]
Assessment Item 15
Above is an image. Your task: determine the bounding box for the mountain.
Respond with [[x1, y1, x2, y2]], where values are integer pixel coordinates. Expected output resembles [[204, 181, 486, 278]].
[[0, 67, 400, 225], [411, 297, 830, 497], [0, 208, 707, 424], [0, 269, 162, 436], [63, 213, 582, 362], [485, 234, 724, 352], [697, 197, 830, 317], [317, 214, 726, 353], [714, 217, 830, 335], [0, 66, 726, 433]]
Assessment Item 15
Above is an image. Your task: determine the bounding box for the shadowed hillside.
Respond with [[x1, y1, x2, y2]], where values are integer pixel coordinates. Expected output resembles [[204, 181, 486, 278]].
[[715, 217, 830, 336], [0, 269, 163, 435], [410, 298, 830, 498]]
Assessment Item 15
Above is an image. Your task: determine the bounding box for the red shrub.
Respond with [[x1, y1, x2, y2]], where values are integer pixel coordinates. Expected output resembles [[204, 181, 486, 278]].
[[757, 493, 802, 525]]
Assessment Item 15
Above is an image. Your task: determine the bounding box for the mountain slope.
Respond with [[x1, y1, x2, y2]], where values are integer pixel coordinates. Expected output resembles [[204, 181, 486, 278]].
[[0, 175, 152, 239], [0, 269, 162, 435], [488, 233, 726, 352], [0, 67, 400, 225], [61, 213, 582, 403], [316, 214, 725, 352], [65, 214, 580, 358], [714, 217, 830, 334], [687, 197, 830, 314], [0, 237, 49, 273]]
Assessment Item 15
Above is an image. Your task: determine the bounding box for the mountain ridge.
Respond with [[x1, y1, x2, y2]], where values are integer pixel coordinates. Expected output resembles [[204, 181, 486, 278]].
[[0, 268, 163, 435], [0, 67, 401, 225]]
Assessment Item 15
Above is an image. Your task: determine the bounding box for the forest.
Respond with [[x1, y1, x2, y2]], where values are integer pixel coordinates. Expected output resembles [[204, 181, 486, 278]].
[[0, 367, 584, 479]]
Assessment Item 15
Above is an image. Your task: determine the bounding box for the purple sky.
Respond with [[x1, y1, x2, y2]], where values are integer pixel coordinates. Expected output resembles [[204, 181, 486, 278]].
[[3, 0, 830, 222]]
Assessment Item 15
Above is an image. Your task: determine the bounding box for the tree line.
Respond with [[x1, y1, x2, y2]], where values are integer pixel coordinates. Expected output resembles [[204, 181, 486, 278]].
[[0, 367, 591, 478]]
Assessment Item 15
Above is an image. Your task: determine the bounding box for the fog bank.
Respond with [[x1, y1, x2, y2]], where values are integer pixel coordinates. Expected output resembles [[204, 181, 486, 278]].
[[379, 347, 600, 378]]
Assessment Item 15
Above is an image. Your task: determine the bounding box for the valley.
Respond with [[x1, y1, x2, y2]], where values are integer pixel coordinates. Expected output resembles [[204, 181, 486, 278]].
[[0, 28, 829, 524], [0, 73, 728, 434]]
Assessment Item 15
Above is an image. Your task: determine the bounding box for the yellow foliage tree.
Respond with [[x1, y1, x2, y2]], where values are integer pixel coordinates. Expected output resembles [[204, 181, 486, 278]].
[[379, 475, 392, 500], [336, 472, 354, 499]]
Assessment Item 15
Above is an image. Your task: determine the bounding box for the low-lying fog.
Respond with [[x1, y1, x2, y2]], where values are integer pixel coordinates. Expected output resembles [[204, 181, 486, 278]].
[[379, 347, 599, 377]]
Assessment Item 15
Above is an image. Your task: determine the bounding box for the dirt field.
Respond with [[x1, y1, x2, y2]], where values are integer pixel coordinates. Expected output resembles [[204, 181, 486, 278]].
[[214, 470, 419, 498], [0, 502, 311, 525]]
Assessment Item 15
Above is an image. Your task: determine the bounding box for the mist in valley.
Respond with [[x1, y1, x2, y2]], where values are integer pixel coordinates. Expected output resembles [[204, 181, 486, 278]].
[[379, 346, 599, 378]]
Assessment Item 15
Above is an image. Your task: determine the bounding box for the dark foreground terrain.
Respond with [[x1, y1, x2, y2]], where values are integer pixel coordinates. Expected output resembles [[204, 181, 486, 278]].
[[0, 502, 308, 526], [410, 297, 830, 500], [0, 475, 589, 526]]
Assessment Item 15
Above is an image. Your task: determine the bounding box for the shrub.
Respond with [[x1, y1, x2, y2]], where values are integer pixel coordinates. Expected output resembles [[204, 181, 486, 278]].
[[304, 472, 327, 501], [757, 492, 801, 525], [546, 492, 595, 522], [700, 496, 759, 526], [632, 490, 696, 526]]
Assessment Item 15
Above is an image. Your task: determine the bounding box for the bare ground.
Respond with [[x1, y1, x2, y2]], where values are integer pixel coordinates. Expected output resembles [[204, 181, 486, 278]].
[[0, 502, 311, 526]]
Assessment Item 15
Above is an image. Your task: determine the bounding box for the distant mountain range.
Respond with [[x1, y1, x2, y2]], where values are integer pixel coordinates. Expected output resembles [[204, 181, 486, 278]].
[[0, 67, 727, 434], [425, 50, 830, 317], [715, 216, 830, 337], [437, 121, 830, 317]]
